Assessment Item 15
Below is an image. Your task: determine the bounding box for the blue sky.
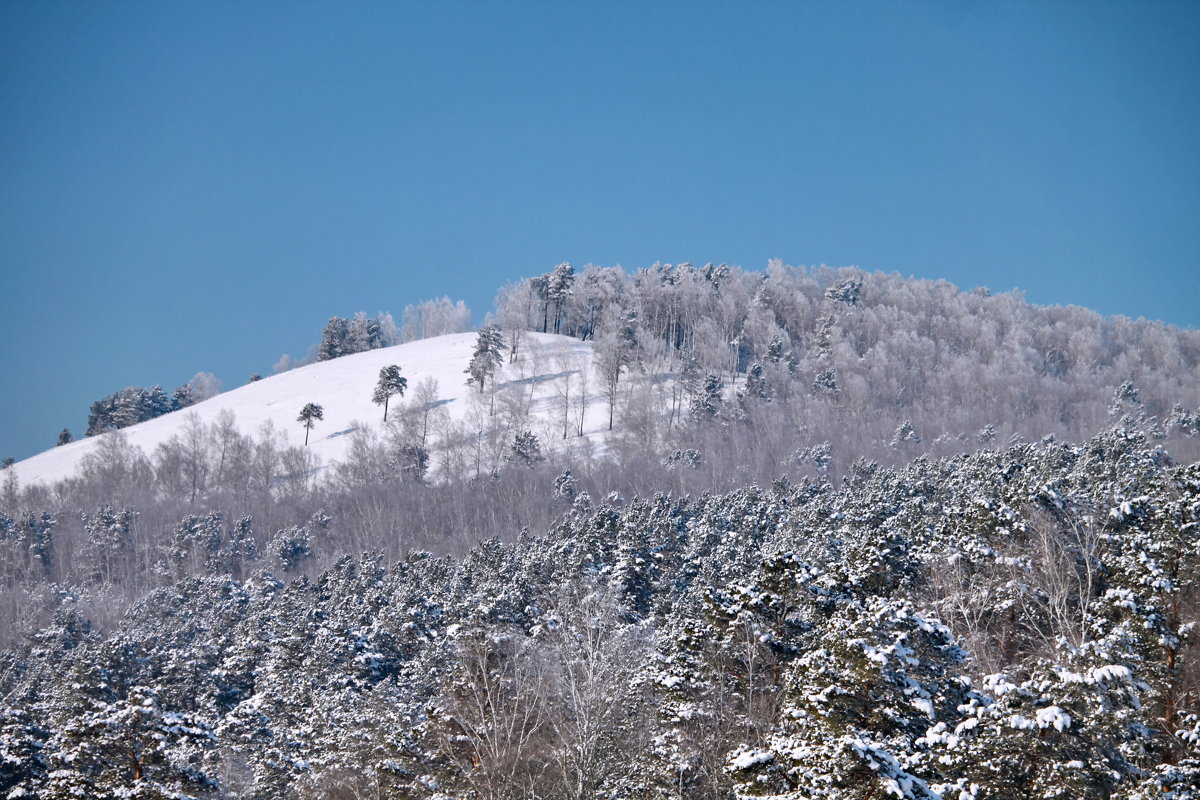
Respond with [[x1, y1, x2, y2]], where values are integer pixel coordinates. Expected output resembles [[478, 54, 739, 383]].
[[1, 0, 1197, 462]]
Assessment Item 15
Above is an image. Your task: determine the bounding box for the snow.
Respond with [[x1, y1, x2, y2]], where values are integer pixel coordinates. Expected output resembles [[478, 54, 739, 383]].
[[1007, 714, 1036, 730], [729, 748, 774, 770], [1088, 664, 1132, 684], [10, 332, 603, 487], [1035, 705, 1071, 731]]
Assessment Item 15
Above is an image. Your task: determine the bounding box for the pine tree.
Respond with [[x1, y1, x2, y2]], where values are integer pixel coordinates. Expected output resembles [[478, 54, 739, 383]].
[[0, 459, 16, 511], [172, 382, 196, 409], [890, 419, 921, 447], [318, 316, 350, 361], [372, 364, 408, 421], [298, 402, 324, 446], [506, 430, 544, 467], [224, 514, 258, 579], [553, 469, 577, 501], [465, 326, 506, 393], [546, 261, 576, 334], [267, 525, 313, 573], [83, 506, 135, 584], [689, 374, 724, 423], [56, 428, 73, 446]]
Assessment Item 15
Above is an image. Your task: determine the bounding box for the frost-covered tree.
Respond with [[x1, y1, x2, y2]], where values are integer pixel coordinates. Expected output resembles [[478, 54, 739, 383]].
[[890, 419, 921, 447], [594, 306, 639, 430], [553, 469, 577, 501], [824, 277, 863, 305], [506, 430, 544, 467], [186, 371, 223, 402], [494, 280, 539, 361], [82, 505, 135, 584], [41, 684, 217, 799], [401, 297, 473, 342], [689, 374, 724, 423], [465, 326, 506, 393], [86, 384, 175, 434], [317, 316, 350, 361], [546, 261, 576, 335], [267, 524, 313, 573], [172, 381, 195, 409]]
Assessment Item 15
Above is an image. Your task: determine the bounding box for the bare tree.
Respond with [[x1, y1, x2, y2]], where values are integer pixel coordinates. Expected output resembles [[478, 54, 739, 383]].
[[539, 587, 651, 800], [431, 628, 551, 800], [553, 344, 581, 440], [393, 377, 445, 450]]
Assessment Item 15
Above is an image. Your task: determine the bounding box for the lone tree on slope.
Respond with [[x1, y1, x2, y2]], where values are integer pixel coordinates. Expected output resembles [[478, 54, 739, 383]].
[[297, 403, 324, 446], [465, 326, 506, 393], [372, 364, 408, 422]]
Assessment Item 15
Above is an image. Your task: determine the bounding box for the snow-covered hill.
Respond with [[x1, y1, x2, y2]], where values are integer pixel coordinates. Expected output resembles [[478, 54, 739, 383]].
[[12, 332, 600, 487]]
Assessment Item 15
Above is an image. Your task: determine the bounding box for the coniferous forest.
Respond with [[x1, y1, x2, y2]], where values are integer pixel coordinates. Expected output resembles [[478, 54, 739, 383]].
[[3, 263, 1200, 799]]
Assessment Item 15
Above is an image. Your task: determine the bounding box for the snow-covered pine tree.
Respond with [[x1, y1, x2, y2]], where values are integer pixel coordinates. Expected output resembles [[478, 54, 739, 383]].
[[546, 261, 576, 335], [317, 316, 350, 361], [465, 325, 505, 393], [506, 430, 544, 467]]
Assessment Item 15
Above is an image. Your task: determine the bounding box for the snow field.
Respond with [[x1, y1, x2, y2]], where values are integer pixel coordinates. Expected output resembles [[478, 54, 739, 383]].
[[12, 332, 607, 487]]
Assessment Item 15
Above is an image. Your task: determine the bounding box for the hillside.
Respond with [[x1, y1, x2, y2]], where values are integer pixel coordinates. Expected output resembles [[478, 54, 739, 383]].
[[11, 332, 599, 488], [2, 265, 1199, 799]]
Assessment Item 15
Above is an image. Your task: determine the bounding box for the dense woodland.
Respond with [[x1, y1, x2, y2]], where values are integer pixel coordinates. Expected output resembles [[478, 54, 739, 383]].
[[2, 263, 1200, 798]]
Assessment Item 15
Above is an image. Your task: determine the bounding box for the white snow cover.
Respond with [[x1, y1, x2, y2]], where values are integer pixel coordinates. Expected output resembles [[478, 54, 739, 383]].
[[728, 748, 774, 770], [12, 332, 604, 487], [1035, 705, 1071, 732]]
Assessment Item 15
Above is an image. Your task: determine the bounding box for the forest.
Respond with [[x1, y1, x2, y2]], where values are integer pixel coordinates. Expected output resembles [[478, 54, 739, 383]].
[[2, 262, 1200, 799]]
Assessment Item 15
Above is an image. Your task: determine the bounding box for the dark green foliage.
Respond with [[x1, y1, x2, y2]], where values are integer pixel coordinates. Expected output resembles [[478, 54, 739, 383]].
[[266, 524, 312, 573], [317, 312, 397, 361], [372, 364, 407, 421], [172, 381, 195, 409], [86, 385, 178, 436], [689, 374, 723, 422], [297, 402, 323, 446], [506, 430, 544, 467], [824, 277, 862, 305], [317, 316, 349, 361]]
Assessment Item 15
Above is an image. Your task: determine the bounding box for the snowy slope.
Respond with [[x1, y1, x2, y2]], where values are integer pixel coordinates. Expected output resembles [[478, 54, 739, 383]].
[[12, 332, 601, 487]]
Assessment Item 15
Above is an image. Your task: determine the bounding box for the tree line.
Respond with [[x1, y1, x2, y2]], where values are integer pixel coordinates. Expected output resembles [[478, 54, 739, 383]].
[[84, 372, 223, 438]]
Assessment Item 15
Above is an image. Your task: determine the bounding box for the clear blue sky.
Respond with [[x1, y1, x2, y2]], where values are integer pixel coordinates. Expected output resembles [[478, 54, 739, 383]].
[[1, 0, 1197, 462]]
